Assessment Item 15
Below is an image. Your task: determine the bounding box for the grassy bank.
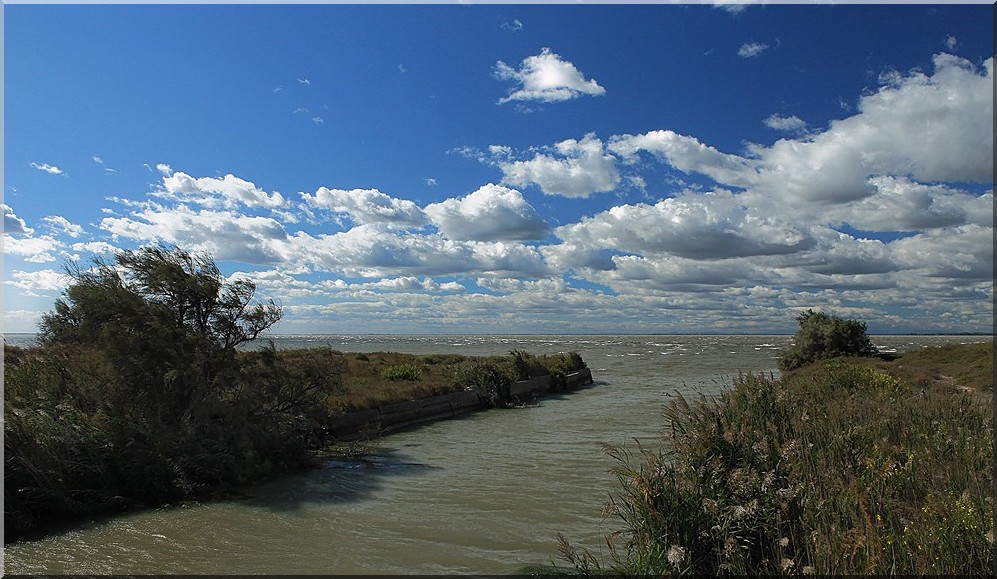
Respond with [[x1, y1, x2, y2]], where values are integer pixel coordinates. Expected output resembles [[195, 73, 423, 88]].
[[4, 342, 585, 542], [316, 348, 587, 412], [552, 342, 993, 575]]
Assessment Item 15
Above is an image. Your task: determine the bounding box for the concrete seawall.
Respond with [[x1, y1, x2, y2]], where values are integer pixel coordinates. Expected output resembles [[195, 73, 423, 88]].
[[326, 367, 594, 441]]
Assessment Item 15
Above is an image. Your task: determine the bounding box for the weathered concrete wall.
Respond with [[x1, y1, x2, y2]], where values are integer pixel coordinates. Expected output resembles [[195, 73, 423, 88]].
[[325, 367, 595, 442], [508, 375, 553, 401]]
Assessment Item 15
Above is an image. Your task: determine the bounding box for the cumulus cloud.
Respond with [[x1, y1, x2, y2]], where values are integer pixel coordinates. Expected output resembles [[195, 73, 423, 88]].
[[3, 235, 63, 263], [71, 241, 120, 256], [609, 130, 754, 188], [290, 226, 470, 278], [829, 176, 993, 232], [424, 183, 550, 241], [554, 190, 814, 261], [610, 54, 993, 207], [30, 162, 63, 175], [159, 171, 287, 210], [494, 47, 605, 104], [301, 187, 428, 228], [286, 224, 551, 280], [41, 215, 85, 238], [763, 113, 808, 133], [3, 204, 33, 235], [500, 133, 619, 198], [890, 224, 993, 281], [4, 269, 70, 293], [100, 204, 290, 264]]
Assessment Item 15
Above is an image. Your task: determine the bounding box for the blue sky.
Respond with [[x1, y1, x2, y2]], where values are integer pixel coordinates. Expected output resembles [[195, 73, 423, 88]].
[[3, 2, 994, 335]]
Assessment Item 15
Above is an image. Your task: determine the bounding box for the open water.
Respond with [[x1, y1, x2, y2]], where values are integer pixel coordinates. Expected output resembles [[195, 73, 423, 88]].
[[2, 334, 990, 574]]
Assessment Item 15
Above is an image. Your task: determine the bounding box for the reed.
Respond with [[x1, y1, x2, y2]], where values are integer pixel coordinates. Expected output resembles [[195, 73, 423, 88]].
[[554, 344, 994, 576]]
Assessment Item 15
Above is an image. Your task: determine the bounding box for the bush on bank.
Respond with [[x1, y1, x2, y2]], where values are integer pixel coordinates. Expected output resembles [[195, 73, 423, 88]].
[[779, 309, 879, 371], [554, 344, 994, 576], [3, 245, 331, 541]]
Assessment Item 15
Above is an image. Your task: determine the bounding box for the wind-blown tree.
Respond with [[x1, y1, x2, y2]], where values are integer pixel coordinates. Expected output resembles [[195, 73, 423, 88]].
[[39, 244, 282, 426], [779, 309, 878, 371], [40, 244, 281, 351], [5, 245, 348, 537]]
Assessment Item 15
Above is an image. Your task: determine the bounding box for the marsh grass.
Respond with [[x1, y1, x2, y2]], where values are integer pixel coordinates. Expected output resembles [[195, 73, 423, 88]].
[[555, 344, 994, 576], [324, 349, 588, 411]]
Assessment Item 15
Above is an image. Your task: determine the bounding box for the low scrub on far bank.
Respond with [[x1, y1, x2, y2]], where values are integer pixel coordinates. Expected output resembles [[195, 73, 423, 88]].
[[553, 342, 993, 576]]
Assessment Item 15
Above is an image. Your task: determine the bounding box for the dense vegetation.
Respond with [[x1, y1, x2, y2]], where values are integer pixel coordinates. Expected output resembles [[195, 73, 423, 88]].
[[549, 339, 993, 576], [4, 246, 320, 540], [778, 309, 878, 371], [290, 348, 587, 413], [4, 245, 588, 541]]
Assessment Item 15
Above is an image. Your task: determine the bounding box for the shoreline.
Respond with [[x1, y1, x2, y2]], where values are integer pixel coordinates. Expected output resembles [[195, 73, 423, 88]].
[[322, 368, 594, 442]]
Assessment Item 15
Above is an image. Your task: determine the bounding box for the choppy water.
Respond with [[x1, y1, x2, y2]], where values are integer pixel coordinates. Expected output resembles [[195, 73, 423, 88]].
[[3, 334, 990, 574]]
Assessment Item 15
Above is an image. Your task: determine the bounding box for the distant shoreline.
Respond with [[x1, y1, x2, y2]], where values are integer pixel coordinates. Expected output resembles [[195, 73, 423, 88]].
[[5, 331, 994, 339]]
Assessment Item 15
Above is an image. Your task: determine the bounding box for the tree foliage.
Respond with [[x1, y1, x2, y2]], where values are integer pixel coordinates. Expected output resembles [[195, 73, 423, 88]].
[[779, 309, 878, 371], [40, 244, 281, 352], [5, 245, 347, 539]]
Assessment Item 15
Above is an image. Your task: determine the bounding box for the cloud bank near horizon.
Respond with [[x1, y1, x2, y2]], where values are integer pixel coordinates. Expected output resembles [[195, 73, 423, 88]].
[[4, 53, 993, 334]]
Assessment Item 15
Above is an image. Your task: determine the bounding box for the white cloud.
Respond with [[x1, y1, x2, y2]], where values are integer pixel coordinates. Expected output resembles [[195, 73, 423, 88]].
[[92, 156, 104, 164], [609, 130, 754, 188], [713, 1, 749, 14], [100, 205, 290, 264], [297, 78, 311, 85], [71, 241, 120, 256], [3, 204, 33, 236], [5, 269, 70, 293], [829, 176, 993, 232], [424, 183, 550, 241], [554, 190, 814, 261], [156, 163, 172, 175], [494, 47, 605, 104], [945, 35, 958, 50], [763, 113, 808, 133], [286, 224, 551, 280], [500, 133, 619, 198], [839, 54, 993, 184], [30, 162, 63, 175], [738, 42, 768, 58], [41, 215, 85, 238], [312, 117, 324, 124], [609, 54, 993, 209], [890, 224, 993, 281], [501, 18, 523, 32], [159, 171, 288, 210], [290, 225, 472, 278], [301, 187, 428, 228], [3, 235, 62, 263]]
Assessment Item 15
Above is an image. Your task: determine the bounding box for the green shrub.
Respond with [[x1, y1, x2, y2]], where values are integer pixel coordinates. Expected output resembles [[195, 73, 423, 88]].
[[779, 309, 878, 371], [453, 360, 512, 407], [380, 364, 422, 381]]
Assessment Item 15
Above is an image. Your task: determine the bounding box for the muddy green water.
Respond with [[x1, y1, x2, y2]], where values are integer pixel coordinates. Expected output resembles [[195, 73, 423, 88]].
[[3, 334, 989, 574]]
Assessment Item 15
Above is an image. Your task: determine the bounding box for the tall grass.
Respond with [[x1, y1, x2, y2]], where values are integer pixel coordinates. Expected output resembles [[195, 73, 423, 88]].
[[555, 350, 993, 576]]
